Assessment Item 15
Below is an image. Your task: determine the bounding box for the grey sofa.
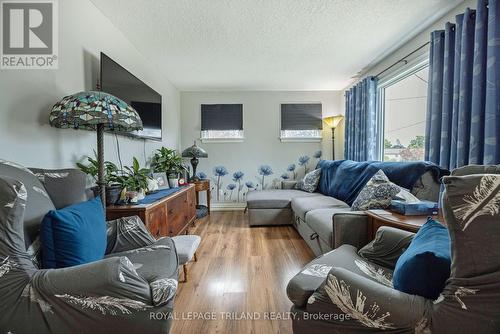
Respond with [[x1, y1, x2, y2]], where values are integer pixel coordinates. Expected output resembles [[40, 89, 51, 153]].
[[286, 164, 500, 333], [0, 160, 178, 334], [247, 160, 443, 255]]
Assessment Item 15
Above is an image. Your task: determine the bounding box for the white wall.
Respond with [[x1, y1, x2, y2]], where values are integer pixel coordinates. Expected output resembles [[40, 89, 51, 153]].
[[180, 90, 342, 208], [0, 0, 181, 169]]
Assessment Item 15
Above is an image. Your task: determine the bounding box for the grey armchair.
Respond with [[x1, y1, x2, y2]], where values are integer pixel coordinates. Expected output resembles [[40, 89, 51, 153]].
[[288, 165, 500, 333], [0, 160, 178, 334]]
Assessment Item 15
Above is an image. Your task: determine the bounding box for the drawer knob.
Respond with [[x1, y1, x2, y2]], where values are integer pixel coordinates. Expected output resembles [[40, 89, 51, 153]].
[[310, 232, 319, 240]]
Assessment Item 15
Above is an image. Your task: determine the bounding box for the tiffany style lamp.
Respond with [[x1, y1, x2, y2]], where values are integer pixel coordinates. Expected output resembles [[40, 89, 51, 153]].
[[181, 141, 208, 182], [49, 91, 143, 207]]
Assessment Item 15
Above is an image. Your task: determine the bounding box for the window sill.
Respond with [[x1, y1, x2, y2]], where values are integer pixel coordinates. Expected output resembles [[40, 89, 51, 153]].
[[201, 138, 245, 143], [280, 137, 322, 143]]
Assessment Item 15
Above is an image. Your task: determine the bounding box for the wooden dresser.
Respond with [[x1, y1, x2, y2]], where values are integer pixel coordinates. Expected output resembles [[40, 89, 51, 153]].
[[106, 185, 196, 238]]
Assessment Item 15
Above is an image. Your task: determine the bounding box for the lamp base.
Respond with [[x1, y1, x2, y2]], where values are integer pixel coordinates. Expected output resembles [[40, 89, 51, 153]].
[[189, 156, 199, 183]]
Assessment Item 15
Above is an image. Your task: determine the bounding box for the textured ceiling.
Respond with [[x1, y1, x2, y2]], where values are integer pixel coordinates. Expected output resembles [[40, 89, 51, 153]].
[[90, 0, 462, 91]]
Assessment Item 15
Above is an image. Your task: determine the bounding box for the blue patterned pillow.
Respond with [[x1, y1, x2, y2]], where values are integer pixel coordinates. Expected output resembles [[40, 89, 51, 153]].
[[351, 170, 400, 211], [295, 168, 322, 193]]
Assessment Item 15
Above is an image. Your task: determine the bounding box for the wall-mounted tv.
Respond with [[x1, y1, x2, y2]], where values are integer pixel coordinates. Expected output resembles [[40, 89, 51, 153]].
[[100, 52, 162, 141]]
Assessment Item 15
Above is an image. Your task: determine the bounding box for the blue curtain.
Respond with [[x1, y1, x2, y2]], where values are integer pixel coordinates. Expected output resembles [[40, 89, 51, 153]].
[[344, 76, 378, 161], [425, 0, 500, 169]]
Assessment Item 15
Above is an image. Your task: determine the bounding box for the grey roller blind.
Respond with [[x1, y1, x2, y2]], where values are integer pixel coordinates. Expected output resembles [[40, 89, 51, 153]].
[[201, 104, 243, 131], [280, 103, 323, 130]]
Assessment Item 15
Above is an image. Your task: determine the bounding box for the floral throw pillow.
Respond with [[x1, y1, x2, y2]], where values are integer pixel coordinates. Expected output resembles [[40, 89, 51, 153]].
[[351, 170, 400, 211], [295, 168, 322, 193]]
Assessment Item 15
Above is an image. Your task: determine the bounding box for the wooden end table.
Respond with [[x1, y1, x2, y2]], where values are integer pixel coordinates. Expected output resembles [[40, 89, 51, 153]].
[[366, 209, 442, 240], [193, 179, 210, 214]]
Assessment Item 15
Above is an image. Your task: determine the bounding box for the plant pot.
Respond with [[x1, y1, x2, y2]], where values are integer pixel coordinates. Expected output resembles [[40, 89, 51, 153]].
[[106, 185, 123, 206], [168, 178, 179, 188]]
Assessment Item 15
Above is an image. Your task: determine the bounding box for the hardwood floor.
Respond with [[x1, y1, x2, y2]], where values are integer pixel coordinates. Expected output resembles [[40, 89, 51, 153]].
[[171, 211, 315, 334]]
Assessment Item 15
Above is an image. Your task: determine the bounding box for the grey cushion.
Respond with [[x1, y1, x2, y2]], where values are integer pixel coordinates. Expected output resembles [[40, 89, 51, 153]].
[[0, 160, 55, 248], [295, 168, 321, 193], [29, 168, 87, 209], [286, 244, 393, 308], [450, 164, 500, 176], [292, 195, 349, 220], [351, 170, 400, 211], [305, 208, 351, 246], [411, 170, 441, 201], [171, 235, 201, 264], [246, 189, 318, 209]]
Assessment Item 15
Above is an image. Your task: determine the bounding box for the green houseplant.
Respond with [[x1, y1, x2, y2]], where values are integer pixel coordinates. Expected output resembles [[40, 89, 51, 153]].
[[76, 153, 123, 205], [116, 157, 152, 200], [151, 147, 186, 187]]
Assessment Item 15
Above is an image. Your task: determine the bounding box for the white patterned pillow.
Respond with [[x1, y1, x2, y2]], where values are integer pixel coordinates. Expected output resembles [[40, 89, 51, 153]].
[[351, 170, 400, 211], [295, 168, 322, 193]]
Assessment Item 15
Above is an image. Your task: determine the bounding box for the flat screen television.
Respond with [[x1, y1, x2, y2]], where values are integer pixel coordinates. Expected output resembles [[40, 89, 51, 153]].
[[100, 52, 162, 141]]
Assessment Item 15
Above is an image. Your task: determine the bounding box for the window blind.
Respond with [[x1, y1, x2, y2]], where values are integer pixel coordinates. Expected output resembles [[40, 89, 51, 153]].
[[201, 104, 243, 131], [280, 103, 323, 130]]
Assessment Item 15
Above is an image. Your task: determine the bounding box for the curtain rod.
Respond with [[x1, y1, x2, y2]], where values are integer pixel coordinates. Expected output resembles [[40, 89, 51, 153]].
[[374, 41, 430, 78]]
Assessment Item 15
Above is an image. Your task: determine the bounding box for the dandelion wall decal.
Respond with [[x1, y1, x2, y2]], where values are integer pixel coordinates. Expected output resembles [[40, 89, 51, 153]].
[[227, 183, 237, 200], [232, 171, 245, 202], [196, 171, 207, 180], [213, 166, 229, 201], [298, 155, 310, 174], [287, 164, 297, 180], [313, 150, 322, 159], [258, 165, 273, 190]]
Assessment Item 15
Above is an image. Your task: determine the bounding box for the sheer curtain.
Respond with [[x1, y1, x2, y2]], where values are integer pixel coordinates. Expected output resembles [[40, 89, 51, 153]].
[[344, 76, 378, 161], [425, 0, 500, 169]]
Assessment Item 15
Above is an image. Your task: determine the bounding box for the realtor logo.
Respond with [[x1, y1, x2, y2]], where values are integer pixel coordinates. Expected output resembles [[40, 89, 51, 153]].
[[1, 0, 58, 69]]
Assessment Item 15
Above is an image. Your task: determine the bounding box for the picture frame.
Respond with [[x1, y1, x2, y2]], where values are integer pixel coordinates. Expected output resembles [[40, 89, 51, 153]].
[[152, 172, 170, 190]]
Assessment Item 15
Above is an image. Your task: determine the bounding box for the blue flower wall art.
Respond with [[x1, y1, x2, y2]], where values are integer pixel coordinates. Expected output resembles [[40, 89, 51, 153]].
[[298, 155, 310, 174], [226, 183, 237, 200], [258, 165, 273, 190], [232, 171, 245, 202], [313, 150, 322, 160], [197, 171, 207, 180], [287, 164, 297, 180], [213, 166, 228, 201]]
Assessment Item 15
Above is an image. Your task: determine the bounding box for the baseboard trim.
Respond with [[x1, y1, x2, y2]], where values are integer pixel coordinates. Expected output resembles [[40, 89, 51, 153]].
[[211, 203, 247, 211]]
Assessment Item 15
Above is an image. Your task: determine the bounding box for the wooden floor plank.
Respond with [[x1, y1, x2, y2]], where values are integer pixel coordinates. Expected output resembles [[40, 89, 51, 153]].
[[171, 211, 315, 334]]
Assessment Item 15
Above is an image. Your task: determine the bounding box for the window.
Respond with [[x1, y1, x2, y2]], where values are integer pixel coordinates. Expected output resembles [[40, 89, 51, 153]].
[[280, 103, 322, 141], [380, 65, 428, 162], [201, 104, 243, 141]]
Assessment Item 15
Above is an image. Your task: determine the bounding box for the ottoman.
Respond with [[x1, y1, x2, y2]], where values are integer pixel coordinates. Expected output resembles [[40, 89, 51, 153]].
[[172, 235, 201, 282]]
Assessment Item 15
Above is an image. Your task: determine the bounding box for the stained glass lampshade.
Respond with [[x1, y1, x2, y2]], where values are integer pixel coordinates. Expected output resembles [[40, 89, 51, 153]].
[[49, 91, 143, 206], [182, 141, 208, 182]]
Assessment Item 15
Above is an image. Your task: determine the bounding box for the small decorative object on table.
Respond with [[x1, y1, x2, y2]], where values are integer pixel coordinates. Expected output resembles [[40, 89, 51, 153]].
[[152, 172, 170, 190], [182, 141, 208, 182]]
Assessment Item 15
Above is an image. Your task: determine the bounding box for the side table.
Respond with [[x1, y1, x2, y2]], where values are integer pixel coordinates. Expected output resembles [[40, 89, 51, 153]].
[[193, 179, 210, 214], [365, 209, 442, 240]]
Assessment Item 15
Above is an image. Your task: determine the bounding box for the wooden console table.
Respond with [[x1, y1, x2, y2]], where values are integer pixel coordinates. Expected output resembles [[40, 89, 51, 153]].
[[106, 185, 196, 239], [366, 209, 442, 240], [194, 179, 210, 213]]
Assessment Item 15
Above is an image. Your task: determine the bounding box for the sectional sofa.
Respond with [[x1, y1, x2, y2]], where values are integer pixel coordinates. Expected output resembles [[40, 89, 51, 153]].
[[246, 159, 447, 255]]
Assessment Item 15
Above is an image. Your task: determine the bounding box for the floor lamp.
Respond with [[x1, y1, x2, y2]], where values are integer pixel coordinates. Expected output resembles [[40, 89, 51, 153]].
[[49, 91, 143, 207], [323, 115, 344, 160]]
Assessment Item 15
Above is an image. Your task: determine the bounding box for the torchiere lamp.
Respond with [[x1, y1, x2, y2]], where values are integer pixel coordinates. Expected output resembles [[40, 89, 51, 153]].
[[49, 91, 143, 207], [323, 115, 344, 160], [181, 141, 208, 182]]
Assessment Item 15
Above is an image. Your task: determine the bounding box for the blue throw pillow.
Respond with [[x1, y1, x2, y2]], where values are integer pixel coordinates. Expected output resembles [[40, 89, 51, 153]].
[[41, 197, 107, 269], [393, 218, 451, 299]]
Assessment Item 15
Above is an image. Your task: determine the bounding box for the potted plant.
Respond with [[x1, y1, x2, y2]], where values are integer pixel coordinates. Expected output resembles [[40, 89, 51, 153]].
[[76, 152, 123, 205], [116, 157, 152, 201], [151, 147, 186, 188]]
